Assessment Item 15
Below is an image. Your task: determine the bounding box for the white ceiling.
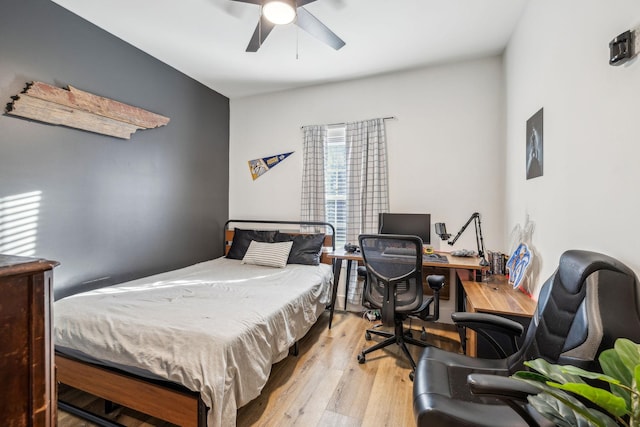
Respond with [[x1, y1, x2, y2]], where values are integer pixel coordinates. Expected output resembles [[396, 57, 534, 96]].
[[51, 0, 528, 99]]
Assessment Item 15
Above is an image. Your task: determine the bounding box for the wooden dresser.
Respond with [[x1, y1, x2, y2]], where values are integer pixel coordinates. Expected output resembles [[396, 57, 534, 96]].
[[0, 254, 58, 426]]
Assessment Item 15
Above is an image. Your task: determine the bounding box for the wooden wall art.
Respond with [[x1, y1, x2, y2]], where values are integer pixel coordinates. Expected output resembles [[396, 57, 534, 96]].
[[6, 81, 170, 139]]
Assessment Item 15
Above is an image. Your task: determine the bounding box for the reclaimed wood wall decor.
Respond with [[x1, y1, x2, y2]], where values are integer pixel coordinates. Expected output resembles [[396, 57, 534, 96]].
[[6, 81, 170, 139]]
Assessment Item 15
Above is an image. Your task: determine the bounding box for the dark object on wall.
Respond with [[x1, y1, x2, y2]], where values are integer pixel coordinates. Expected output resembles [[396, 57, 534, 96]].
[[413, 249, 640, 427], [609, 30, 633, 66], [0, 254, 58, 426], [525, 108, 543, 180], [6, 81, 170, 139]]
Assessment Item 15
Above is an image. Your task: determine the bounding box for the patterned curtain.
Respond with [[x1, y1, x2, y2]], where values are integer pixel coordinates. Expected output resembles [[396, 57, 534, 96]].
[[345, 118, 390, 304], [300, 125, 327, 230]]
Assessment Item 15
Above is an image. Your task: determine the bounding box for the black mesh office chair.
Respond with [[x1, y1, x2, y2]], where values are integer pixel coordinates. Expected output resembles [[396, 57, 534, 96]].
[[357, 234, 445, 380], [413, 250, 640, 427]]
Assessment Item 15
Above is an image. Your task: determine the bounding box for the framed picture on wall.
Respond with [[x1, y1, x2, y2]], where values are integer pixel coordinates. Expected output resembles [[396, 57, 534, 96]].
[[526, 108, 543, 180]]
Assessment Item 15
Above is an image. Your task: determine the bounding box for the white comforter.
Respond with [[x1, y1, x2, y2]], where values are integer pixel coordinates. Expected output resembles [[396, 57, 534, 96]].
[[54, 257, 333, 427]]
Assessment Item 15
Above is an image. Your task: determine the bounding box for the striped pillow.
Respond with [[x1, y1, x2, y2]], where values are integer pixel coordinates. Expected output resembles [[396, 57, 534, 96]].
[[241, 240, 294, 268]]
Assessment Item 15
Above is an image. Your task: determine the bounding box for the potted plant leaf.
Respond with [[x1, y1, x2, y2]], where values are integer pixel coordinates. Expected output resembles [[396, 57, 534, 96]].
[[511, 338, 640, 427]]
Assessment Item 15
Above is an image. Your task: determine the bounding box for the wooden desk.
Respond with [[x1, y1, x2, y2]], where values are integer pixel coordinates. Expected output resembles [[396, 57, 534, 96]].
[[326, 250, 488, 329], [460, 275, 536, 357]]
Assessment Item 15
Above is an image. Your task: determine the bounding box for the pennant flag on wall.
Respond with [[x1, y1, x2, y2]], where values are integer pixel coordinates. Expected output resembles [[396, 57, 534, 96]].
[[248, 151, 294, 181]]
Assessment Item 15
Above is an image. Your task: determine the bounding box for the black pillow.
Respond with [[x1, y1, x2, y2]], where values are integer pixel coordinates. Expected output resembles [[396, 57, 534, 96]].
[[275, 232, 325, 265], [226, 228, 278, 260]]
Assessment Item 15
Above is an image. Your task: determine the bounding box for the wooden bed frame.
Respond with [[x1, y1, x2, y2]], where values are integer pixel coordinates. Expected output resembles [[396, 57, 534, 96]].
[[56, 220, 335, 427]]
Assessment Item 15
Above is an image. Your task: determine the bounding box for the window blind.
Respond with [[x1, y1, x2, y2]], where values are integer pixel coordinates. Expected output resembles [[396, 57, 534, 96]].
[[324, 126, 347, 247]]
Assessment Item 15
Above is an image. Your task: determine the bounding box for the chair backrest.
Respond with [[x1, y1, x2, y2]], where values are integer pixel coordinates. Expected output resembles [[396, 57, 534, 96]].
[[508, 250, 640, 372], [358, 234, 424, 326]]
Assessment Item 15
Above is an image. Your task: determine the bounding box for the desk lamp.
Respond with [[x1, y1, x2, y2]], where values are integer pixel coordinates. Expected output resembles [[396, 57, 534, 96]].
[[435, 212, 489, 266]]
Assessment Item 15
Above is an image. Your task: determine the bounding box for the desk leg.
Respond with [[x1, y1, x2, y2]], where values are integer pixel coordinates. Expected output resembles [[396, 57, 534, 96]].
[[454, 269, 467, 354], [454, 269, 464, 312], [344, 260, 353, 312], [329, 258, 343, 329]]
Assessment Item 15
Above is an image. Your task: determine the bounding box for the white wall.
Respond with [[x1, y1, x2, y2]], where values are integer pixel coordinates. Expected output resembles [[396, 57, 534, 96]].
[[230, 56, 505, 253], [230, 56, 506, 319], [505, 0, 640, 296]]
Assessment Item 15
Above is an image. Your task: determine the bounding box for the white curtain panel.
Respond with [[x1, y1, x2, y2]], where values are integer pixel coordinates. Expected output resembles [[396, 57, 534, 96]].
[[300, 125, 327, 230], [345, 118, 390, 305]]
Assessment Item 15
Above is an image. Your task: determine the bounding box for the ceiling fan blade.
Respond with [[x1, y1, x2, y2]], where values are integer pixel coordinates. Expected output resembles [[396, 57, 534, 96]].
[[295, 7, 345, 50], [246, 16, 276, 52], [296, 0, 319, 6], [229, 0, 263, 4]]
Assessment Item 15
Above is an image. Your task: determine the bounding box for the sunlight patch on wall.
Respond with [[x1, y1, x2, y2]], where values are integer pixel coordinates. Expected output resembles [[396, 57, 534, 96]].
[[0, 191, 42, 256]]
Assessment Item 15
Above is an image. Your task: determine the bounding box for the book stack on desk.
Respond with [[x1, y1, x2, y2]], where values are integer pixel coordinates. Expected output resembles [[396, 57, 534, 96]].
[[488, 251, 506, 275]]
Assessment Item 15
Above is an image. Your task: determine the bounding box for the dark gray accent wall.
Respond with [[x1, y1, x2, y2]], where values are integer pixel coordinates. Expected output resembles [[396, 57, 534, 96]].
[[0, 0, 230, 298]]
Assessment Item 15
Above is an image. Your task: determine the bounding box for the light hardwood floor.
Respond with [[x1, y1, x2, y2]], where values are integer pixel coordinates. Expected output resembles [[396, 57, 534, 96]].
[[58, 312, 460, 427]]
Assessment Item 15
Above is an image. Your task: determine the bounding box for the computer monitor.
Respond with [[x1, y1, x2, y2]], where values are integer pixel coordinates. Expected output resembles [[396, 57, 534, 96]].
[[378, 213, 431, 245]]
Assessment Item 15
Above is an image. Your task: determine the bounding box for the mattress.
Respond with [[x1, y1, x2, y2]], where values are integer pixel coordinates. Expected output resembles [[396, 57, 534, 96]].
[[54, 257, 333, 427]]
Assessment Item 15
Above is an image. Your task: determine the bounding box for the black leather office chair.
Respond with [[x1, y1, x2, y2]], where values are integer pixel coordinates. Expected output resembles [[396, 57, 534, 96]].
[[357, 234, 445, 380], [413, 250, 640, 427]]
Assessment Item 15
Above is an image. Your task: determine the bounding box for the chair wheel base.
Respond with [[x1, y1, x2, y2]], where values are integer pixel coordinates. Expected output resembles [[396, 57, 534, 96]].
[[365, 331, 372, 340], [409, 370, 414, 381], [357, 353, 366, 364]]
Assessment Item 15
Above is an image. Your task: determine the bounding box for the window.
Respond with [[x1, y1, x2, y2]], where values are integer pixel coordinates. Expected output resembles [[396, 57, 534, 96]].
[[302, 119, 387, 251], [324, 125, 347, 247]]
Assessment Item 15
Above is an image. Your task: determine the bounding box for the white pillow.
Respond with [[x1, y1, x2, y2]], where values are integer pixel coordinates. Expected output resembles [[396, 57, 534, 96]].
[[241, 240, 294, 268]]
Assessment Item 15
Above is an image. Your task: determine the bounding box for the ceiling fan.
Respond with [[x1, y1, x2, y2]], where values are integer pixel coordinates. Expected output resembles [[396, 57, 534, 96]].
[[230, 0, 346, 52]]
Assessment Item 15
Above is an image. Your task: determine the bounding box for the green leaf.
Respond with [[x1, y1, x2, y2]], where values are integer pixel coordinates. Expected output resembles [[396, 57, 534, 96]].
[[544, 387, 620, 427], [515, 340, 640, 427], [601, 349, 633, 407], [614, 339, 640, 371], [603, 339, 640, 390], [513, 370, 552, 384], [528, 393, 582, 427], [560, 365, 621, 386], [525, 358, 585, 384], [631, 365, 640, 426], [547, 381, 628, 417], [518, 378, 618, 427]]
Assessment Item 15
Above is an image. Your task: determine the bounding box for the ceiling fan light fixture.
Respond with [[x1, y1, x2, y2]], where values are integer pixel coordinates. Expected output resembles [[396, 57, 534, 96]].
[[263, 0, 296, 25]]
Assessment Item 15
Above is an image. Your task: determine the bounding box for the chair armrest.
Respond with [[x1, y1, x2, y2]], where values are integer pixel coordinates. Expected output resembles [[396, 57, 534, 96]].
[[468, 374, 538, 402], [452, 312, 524, 337], [468, 374, 547, 427], [452, 312, 524, 357], [426, 274, 445, 291]]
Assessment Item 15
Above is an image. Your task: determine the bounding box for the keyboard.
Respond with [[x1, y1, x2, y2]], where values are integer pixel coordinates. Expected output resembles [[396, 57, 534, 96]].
[[383, 247, 415, 256], [424, 253, 449, 264]]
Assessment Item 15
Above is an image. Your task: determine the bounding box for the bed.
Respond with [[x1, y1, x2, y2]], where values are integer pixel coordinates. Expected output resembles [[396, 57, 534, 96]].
[[54, 220, 335, 427]]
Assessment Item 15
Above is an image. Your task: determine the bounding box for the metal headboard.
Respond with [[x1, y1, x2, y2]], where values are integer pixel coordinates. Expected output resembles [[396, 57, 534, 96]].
[[223, 219, 336, 254]]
